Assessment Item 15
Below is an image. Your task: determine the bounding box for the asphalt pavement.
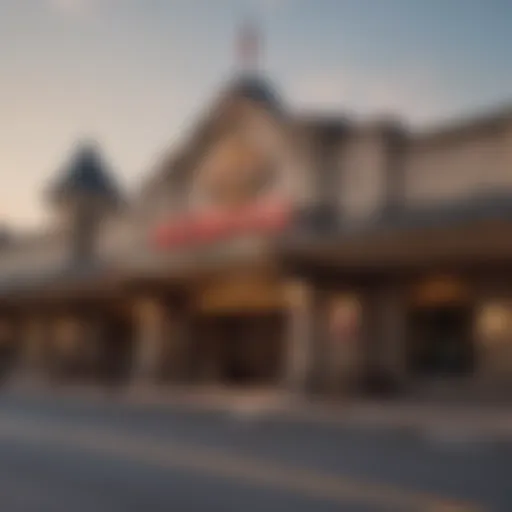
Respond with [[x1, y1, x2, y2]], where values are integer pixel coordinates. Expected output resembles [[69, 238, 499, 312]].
[[0, 391, 509, 511]]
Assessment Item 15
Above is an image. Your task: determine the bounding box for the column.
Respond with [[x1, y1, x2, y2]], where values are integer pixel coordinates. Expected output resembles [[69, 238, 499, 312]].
[[323, 293, 364, 395], [132, 297, 169, 385], [283, 279, 328, 394]]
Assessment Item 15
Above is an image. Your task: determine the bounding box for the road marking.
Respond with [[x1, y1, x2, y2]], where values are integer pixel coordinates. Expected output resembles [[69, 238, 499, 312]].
[[0, 413, 485, 512]]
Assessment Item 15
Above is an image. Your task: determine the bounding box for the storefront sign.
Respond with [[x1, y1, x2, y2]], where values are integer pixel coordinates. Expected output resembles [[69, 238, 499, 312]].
[[151, 200, 291, 250], [412, 275, 470, 306], [196, 275, 286, 313]]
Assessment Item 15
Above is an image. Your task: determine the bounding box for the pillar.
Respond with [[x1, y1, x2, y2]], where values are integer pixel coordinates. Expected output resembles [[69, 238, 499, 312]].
[[132, 297, 169, 384], [323, 293, 364, 395], [283, 279, 328, 394]]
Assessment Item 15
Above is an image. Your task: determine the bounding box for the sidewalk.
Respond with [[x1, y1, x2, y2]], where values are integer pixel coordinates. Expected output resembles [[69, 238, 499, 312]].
[[7, 380, 512, 441]]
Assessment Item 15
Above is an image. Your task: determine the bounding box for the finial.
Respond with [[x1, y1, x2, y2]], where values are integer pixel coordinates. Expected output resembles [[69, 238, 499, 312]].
[[236, 19, 262, 74]]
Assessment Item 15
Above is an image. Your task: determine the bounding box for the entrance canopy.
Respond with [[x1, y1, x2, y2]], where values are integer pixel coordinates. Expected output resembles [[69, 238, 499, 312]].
[[284, 192, 512, 271]]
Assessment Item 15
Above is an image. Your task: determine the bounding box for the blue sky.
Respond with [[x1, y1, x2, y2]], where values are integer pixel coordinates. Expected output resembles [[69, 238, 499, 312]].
[[1, 0, 512, 228]]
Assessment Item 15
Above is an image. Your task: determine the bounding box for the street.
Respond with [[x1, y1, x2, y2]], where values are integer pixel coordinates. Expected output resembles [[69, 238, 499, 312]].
[[0, 391, 509, 511]]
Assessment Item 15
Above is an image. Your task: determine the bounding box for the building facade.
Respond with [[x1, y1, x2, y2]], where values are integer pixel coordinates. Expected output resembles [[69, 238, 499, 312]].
[[2, 73, 512, 400]]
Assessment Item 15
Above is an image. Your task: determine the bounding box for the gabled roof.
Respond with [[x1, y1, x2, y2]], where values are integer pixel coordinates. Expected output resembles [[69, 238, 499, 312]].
[[140, 74, 285, 199], [139, 73, 362, 203], [49, 142, 122, 205]]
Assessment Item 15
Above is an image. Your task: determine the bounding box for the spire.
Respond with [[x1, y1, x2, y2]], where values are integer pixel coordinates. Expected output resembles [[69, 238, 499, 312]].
[[48, 140, 121, 208], [236, 19, 262, 74], [222, 21, 282, 113]]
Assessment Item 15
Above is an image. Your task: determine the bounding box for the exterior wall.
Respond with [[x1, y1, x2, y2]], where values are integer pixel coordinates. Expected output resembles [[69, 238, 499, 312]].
[[290, 126, 321, 207], [337, 124, 404, 223], [229, 104, 304, 205], [323, 292, 364, 393], [143, 174, 189, 220], [119, 104, 309, 276], [301, 125, 343, 211], [283, 279, 320, 392], [143, 103, 307, 221], [187, 107, 304, 213], [404, 122, 512, 207], [338, 130, 387, 221], [97, 211, 147, 263], [132, 298, 170, 382]]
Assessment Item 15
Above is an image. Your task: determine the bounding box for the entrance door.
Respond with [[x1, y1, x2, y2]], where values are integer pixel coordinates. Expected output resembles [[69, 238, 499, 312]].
[[96, 315, 134, 385], [408, 306, 475, 378], [196, 313, 285, 386], [221, 316, 247, 383]]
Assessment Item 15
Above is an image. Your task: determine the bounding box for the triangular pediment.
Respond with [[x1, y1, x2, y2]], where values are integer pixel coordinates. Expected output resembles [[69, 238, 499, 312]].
[[189, 80, 287, 168], [143, 76, 290, 203], [187, 99, 293, 211]]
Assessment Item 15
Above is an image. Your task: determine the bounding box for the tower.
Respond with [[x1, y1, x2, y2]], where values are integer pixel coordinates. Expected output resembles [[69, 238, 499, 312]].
[[48, 141, 121, 264]]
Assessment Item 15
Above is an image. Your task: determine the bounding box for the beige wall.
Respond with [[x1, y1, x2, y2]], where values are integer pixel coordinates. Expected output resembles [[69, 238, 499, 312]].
[[404, 125, 511, 207], [97, 211, 146, 261], [287, 127, 319, 207], [142, 102, 304, 221], [188, 107, 303, 212], [338, 131, 388, 221], [336, 119, 512, 220]]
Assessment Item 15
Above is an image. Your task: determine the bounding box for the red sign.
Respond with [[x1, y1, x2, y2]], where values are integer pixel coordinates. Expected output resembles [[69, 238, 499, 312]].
[[151, 200, 292, 250]]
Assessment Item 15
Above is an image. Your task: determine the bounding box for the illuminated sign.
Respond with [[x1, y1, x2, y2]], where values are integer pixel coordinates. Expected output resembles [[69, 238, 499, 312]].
[[151, 200, 291, 250]]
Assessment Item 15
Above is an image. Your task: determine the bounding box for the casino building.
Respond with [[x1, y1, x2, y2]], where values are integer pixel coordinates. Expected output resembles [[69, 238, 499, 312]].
[[2, 55, 512, 400]]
